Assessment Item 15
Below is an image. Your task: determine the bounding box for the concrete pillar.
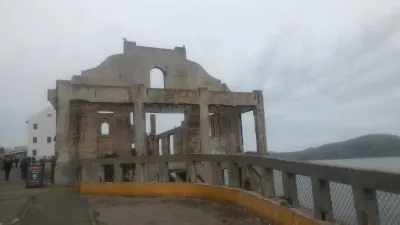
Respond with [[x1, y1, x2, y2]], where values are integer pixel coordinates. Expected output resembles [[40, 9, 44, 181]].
[[253, 90, 267, 154], [311, 178, 333, 221], [173, 130, 182, 154], [199, 87, 210, 153], [150, 114, 156, 135], [187, 161, 197, 183], [282, 172, 299, 207], [247, 165, 259, 192], [228, 163, 240, 188], [134, 102, 147, 156], [134, 163, 145, 182], [158, 162, 168, 183], [181, 121, 188, 154], [235, 112, 244, 153], [114, 163, 122, 182], [54, 82, 77, 185], [211, 162, 222, 185], [352, 186, 380, 225], [161, 136, 170, 155], [260, 167, 275, 198]]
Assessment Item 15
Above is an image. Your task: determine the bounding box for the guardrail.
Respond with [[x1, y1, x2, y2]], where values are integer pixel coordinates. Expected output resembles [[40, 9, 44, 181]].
[[79, 154, 400, 225]]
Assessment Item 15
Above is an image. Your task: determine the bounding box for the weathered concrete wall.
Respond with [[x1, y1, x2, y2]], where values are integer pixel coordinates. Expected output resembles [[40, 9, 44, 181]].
[[49, 42, 267, 185], [71, 40, 229, 91]]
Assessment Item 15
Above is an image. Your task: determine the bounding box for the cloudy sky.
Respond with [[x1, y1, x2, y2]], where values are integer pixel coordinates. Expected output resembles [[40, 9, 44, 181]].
[[1, 0, 400, 152]]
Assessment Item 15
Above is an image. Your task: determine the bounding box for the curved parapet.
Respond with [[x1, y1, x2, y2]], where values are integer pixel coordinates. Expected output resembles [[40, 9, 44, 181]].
[[80, 183, 322, 225], [71, 40, 229, 91]]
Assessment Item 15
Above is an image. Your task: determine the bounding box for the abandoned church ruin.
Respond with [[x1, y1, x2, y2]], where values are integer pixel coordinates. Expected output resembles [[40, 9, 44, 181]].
[[47, 40, 267, 184]]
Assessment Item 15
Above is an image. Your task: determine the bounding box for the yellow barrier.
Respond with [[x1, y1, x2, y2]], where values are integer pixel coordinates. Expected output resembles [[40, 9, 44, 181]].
[[80, 182, 322, 225]]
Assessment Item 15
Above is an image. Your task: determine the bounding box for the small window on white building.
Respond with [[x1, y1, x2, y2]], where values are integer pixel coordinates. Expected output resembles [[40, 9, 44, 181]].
[[32, 149, 37, 156], [33, 137, 37, 143], [33, 124, 38, 130], [47, 136, 51, 143], [47, 113, 52, 117]]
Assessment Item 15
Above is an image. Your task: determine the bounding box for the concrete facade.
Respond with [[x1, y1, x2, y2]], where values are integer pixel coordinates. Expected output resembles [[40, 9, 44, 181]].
[[26, 107, 56, 158], [48, 40, 267, 184]]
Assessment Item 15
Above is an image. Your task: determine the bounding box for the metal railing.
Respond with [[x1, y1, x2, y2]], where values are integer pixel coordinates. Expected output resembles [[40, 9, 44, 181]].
[[79, 154, 400, 225]]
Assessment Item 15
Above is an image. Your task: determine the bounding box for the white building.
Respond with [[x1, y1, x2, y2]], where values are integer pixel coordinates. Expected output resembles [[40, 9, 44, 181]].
[[26, 106, 56, 158]]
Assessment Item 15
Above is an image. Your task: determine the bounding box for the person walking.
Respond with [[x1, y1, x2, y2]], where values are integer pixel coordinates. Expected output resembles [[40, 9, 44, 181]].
[[15, 158, 19, 168], [20, 158, 28, 180], [3, 156, 13, 181]]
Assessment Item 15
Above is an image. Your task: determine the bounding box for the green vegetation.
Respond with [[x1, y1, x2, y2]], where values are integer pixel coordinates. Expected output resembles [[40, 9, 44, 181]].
[[271, 134, 400, 160]]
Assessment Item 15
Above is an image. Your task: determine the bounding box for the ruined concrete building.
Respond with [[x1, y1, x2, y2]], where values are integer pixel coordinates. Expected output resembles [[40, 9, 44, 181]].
[[48, 40, 267, 184]]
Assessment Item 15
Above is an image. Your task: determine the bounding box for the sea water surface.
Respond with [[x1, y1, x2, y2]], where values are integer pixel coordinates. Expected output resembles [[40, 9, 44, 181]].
[[272, 157, 400, 225]]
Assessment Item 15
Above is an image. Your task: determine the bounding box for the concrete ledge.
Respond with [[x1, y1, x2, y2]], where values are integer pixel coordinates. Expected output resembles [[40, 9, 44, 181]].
[[80, 182, 328, 225]]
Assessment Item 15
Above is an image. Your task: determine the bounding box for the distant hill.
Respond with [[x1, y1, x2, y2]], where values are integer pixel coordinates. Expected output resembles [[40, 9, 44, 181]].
[[271, 134, 400, 160]]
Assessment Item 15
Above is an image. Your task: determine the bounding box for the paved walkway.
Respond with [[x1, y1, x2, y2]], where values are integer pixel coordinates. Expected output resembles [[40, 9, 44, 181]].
[[1, 169, 264, 225], [0, 168, 91, 225], [25, 188, 91, 225]]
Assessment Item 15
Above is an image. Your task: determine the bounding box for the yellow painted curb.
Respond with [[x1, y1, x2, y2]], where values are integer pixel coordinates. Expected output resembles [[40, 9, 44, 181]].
[[80, 182, 322, 225]]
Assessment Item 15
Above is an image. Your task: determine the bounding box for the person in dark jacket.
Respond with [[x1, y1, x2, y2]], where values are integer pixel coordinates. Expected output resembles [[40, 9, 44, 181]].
[[20, 158, 28, 180], [3, 156, 13, 181]]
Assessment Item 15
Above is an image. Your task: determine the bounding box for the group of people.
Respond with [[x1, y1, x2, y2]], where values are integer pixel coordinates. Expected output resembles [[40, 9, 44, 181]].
[[1, 156, 44, 181]]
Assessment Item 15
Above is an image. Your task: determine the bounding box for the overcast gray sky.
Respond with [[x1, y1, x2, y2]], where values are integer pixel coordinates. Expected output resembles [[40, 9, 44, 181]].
[[1, 0, 400, 152]]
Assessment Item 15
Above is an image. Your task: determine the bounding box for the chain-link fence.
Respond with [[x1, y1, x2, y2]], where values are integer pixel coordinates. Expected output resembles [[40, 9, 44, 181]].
[[296, 175, 314, 210], [273, 170, 284, 197], [377, 191, 400, 225], [330, 181, 357, 225], [196, 161, 212, 184]]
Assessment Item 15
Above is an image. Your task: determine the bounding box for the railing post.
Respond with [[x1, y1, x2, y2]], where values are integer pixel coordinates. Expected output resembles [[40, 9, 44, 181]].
[[282, 172, 299, 207], [158, 162, 168, 183], [211, 162, 222, 185], [247, 165, 259, 192], [114, 163, 122, 182], [134, 163, 144, 182], [186, 161, 197, 183], [311, 178, 333, 221], [260, 167, 275, 198], [352, 186, 380, 225], [143, 163, 150, 182], [228, 162, 240, 188]]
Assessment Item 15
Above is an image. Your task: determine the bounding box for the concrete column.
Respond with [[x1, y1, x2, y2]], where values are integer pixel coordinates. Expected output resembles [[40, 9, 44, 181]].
[[81, 161, 101, 183], [181, 121, 188, 154], [260, 167, 275, 198], [173, 130, 182, 154], [186, 161, 197, 183], [228, 163, 240, 188], [114, 163, 122, 182], [211, 162, 222, 185], [352, 186, 380, 225], [311, 178, 333, 221], [282, 172, 299, 207], [150, 114, 156, 135], [134, 102, 147, 156], [134, 163, 145, 182], [247, 165, 259, 192], [253, 90, 267, 154], [199, 87, 210, 153], [158, 162, 168, 183], [54, 81, 77, 185], [235, 112, 244, 153], [161, 136, 170, 155]]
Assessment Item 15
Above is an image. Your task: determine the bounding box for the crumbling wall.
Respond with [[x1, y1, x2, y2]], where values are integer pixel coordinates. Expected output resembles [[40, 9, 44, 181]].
[[71, 40, 229, 91]]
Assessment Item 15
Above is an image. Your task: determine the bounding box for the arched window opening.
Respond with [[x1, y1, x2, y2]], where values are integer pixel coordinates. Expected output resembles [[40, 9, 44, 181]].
[[150, 68, 165, 88], [101, 122, 110, 135], [170, 135, 174, 154], [130, 112, 133, 125], [158, 139, 162, 155]]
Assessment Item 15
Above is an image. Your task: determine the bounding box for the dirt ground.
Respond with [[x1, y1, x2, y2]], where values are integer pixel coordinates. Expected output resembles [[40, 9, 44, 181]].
[[86, 195, 268, 225]]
